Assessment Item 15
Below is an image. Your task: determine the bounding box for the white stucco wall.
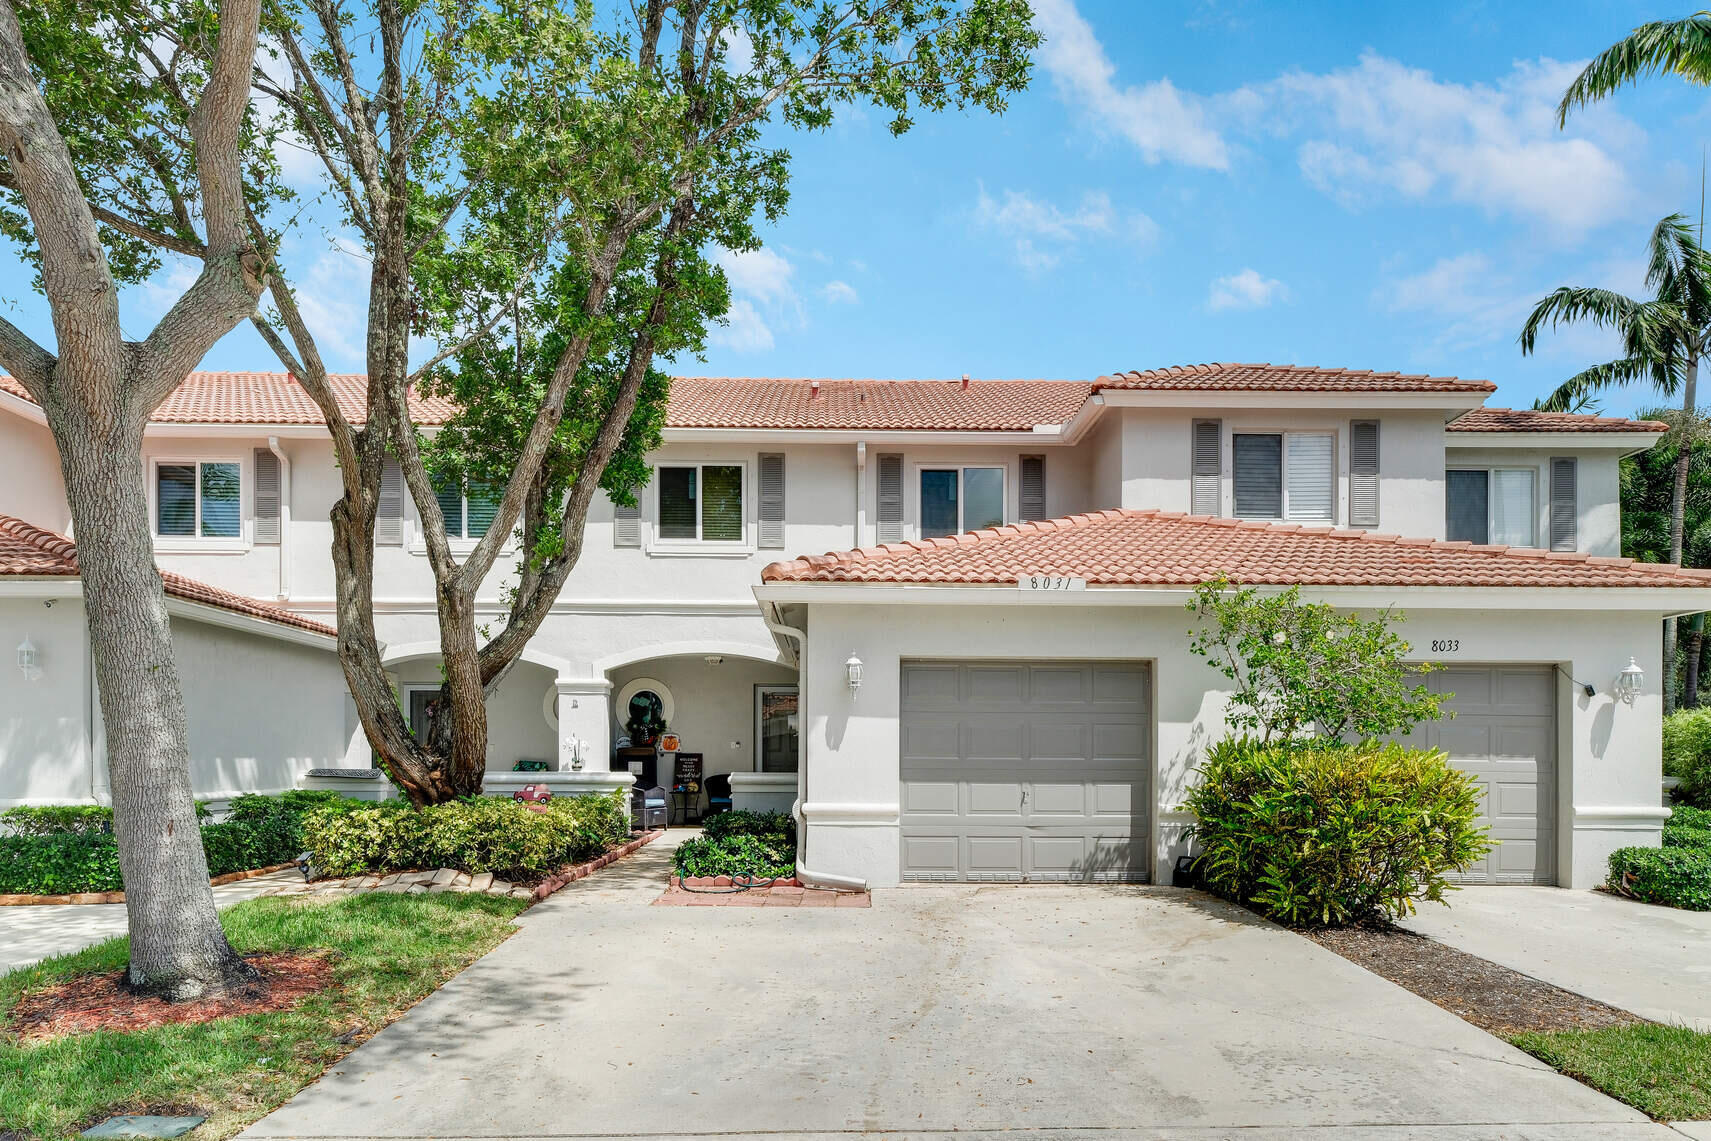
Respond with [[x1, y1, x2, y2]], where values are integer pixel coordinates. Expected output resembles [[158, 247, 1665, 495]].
[[790, 594, 1666, 890], [1, 594, 347, 806], [0, 414, 71, 534], [608, 654, 798, 777], [388, 657, 559, 770], [1110, 407, 1449, 538]]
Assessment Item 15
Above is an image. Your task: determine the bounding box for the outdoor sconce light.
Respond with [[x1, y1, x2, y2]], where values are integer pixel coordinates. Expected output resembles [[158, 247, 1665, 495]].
[[846, 652, 864, 695], [1614, 657, 1645, 706], [17, 637, 41, 682]]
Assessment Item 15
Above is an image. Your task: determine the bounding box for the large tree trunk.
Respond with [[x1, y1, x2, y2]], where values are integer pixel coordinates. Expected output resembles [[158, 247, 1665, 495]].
[[1666, 358, 1699, 715], [1686, 613, 1706, 709], [53, 407, 255, 999]]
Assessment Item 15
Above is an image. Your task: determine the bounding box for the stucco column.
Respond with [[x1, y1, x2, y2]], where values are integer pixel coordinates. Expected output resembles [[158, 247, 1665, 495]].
[[556, 677, 612, 772]]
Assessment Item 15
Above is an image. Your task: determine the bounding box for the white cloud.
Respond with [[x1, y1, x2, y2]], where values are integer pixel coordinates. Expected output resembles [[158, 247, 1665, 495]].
[[708, 298, 774, 352], [1208, 268, 1287, 312], [288, 234, 371, 366], [820, 280, 860, 304], [1031, 0, 1230, 169], [973, 185, 1156, 271], [716, 246, 796, 307], [1246, 53, 1637, 234]]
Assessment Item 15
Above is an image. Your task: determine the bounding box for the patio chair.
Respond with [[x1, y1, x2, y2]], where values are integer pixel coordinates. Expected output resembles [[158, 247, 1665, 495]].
[[704, 773, 733, 817]]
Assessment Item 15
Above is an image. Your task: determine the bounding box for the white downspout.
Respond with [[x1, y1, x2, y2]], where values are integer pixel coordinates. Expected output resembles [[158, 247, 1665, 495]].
[[854, 441, 867, 549], [268, 436, 291, 601], [762, 605, 868, 892]]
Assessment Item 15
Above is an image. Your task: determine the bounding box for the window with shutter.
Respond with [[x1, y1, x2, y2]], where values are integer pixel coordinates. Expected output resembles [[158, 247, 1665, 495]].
[[876, 454, 904, 543], [155, 459, 242, 539], [1191, 420, 1221, 516], [1232, 434, 1282, 518], [1349, 421, 1379, 528], [376, 458, 404, 545], [1550, 457, 1577, 552], [1446, 469, 1489, 544], [654, 463, 745, 543], [1448, 467, 1536, 546], [253, 448, 281, 545], [758, 453, 786, 547], [1284, 433, 1334, 522], [612, 494, 642, 547]]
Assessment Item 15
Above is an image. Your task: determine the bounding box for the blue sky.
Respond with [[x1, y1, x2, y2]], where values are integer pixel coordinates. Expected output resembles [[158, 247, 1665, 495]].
[[5, 0, 1708, 415]]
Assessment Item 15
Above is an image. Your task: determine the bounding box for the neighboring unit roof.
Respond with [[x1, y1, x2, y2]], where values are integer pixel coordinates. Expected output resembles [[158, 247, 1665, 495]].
[[663, 377, 1092, 430], [761, 509, 1711, 589], [0, 372, 457, 427], [1094, 362, 1497, 394], [1447, 408, 1670, 434], [0, 514, 337, 637]]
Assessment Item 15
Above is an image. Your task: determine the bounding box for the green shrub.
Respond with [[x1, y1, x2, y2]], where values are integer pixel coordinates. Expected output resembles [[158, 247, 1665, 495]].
[[0, 804, 115, 836], [1668, 804, 1711, 832], [1663, 708, 1711, 808], [1183, 737, 1492, 927], [1607, 846, 1711, 911], [302, 792, 630, 881], [0, 832, 122, 894], [702, 809, 795, 845], [674, 833, 795, 880]]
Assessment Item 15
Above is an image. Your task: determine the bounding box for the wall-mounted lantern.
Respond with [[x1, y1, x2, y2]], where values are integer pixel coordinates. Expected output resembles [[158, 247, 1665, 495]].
[[845, 652, 864, 695], [17, 638, 41, 682], [1614, 657, 1645, 706]]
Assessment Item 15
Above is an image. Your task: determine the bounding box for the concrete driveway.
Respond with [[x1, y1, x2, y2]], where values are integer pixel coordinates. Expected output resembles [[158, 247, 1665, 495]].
[[241, 842, 1672, 1141], [1405, 886, 1711, 1031]]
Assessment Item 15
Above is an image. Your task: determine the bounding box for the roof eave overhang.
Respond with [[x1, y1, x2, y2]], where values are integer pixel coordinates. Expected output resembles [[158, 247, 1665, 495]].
[[0, 576, 338, 647], [753, 581, 1711, 614], [1095, 389, 1488, 412], [661, 425, 1080, 445], [1446, 431, 1665, 452]]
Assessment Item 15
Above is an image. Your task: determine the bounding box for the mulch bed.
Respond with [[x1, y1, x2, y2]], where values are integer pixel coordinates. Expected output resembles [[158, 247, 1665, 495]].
[[1309, 925, 1642, 1036], [7, 953, 334, 1042]]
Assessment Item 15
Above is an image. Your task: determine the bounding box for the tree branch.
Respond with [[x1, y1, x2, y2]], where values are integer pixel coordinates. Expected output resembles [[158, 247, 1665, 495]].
[[0, 311, 55, 398]]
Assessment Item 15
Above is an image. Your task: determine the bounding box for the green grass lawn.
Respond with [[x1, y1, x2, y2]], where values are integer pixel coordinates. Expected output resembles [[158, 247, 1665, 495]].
[[0, 891, 527, 1139], [1511, 1024, 1711, 1121]]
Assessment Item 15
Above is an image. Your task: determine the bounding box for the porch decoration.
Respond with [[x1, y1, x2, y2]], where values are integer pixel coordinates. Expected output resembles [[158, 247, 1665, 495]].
[[512, 784, 553, 803]]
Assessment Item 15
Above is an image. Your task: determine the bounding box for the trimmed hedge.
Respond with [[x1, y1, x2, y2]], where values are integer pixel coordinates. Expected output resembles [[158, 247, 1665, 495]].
[[1183, 737, 1492, 927], [0, 791, 346, 896], [1607, 846, 1711, 911], [302, 792, 630, 882], [674, 809, 796, 879]]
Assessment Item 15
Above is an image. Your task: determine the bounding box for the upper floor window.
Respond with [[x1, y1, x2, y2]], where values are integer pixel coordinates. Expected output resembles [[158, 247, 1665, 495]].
[[1447, 468, 1534, 547], [1232, 432, 1333, 522], [920, 465, 1004, 539], [434, 477, 500, 540], [155, 460, 240, 538], [658, 463, 744, 542]]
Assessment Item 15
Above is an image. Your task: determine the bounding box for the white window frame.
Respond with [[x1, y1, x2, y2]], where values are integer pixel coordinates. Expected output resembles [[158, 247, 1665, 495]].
[[401, 684, 441, 743], [1229, 430, 1336, 524], [149, 455, 247, 552], [913, 461, 1010, 539], [1447, 465, 1538, 547], [649, 460, 752, 555], [754, 683, 799, 774], [408, 479, 515, 556]]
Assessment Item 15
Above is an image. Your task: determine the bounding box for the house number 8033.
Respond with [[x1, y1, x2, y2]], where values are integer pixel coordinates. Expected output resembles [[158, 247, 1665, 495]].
[[1430, 639, 1461, 653]]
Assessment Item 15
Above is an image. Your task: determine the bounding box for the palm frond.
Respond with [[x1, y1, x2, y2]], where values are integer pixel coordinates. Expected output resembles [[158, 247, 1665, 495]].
[[1559, 15, 1711, 126], [1536, 357, 1661, 412], [1518, 286, 1647, 354]]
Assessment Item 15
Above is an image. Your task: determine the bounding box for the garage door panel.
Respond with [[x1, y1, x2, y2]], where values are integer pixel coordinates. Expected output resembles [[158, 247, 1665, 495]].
[[1424, 664, 1556, 886], [967, 783, 1023, 815], [901, 660, 1150, 883]]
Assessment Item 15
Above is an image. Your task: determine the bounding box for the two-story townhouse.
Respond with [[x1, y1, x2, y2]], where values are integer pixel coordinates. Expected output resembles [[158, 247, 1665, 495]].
[[2, 362, 1705, 890]]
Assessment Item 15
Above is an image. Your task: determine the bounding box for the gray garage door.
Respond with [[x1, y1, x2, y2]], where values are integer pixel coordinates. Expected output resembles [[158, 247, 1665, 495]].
[[1415, 665, 1557, 885], [899, 661, 1149, 883]]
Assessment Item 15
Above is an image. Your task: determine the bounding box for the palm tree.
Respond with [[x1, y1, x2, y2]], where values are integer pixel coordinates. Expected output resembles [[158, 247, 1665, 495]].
[[1623, 407, 1711, 704], [1558, 14, 1711, 127], [1520, 215, 1711, 710]]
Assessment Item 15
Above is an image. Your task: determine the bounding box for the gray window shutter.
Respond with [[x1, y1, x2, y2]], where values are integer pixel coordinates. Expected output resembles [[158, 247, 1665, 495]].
[[1550, 457, 1577, 552], [758, 453, 786, 548], [1191, 419, 1221, 516], [612, 494, 641, 548], [1020, 455, 1046, 521], [253, 448, 281, 544], [876, 454, 904, 543], [376, 457, 404, 545], [1349, 420, 1380, 529]]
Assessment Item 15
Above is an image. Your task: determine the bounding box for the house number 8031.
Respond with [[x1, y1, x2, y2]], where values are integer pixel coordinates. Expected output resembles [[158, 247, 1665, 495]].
[[1430, 639, 1461, 653]]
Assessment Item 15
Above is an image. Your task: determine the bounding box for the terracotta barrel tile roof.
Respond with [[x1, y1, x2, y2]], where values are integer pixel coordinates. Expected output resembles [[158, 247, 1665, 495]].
[[663, 377, 1092, 430], [1094, 362, 1496, 394], [0, 515, 335, 637], [761, 509, 1711, 589], [0, 372, 457, 427], [1447, 407, 1670, 433]]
